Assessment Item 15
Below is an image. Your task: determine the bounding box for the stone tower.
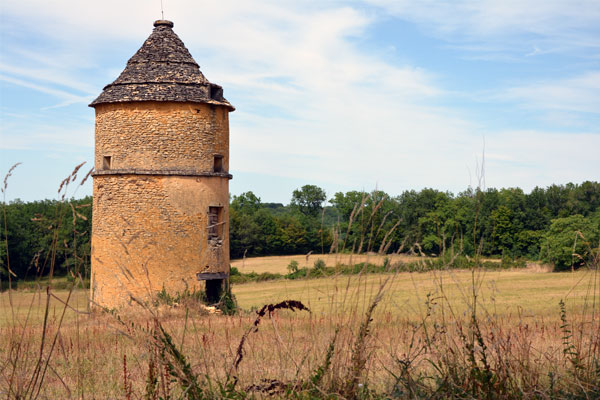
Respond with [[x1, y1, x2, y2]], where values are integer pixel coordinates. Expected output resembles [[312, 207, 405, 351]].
[[89, 20, 234, 308]]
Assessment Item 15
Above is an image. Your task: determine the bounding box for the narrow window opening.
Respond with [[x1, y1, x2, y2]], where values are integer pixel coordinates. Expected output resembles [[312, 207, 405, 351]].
[[103, 156, 112, 170], [213, 155, 224, 173], [208, 206, 223, 242]]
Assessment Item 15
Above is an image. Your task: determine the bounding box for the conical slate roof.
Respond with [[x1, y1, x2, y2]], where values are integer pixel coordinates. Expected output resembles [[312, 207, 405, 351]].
[[90, 20, 234, 110]]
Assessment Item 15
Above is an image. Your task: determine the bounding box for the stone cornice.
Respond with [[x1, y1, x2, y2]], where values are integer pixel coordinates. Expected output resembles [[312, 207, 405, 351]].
[[92, 169, 232, 179]]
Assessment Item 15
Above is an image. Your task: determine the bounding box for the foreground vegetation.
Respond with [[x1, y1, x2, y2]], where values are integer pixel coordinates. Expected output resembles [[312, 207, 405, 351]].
[[1, 164, 599, 398], [1, 267, 599, 398]]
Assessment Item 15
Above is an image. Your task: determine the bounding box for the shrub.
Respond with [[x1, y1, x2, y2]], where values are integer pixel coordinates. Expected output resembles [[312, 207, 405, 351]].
[[217, 282, 238, 315], [287, 260, 299, 273], [313, 258, 326, 270]]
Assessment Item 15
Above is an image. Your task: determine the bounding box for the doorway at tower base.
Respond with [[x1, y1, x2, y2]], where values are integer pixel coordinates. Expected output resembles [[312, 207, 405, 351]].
[[199, 274, 226, 303]]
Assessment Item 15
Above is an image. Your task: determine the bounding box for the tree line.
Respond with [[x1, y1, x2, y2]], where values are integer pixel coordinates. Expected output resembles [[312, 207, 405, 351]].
[[1, 181, 599, 281], [1, 196, 92, 282], [231, 182, 600, 271]]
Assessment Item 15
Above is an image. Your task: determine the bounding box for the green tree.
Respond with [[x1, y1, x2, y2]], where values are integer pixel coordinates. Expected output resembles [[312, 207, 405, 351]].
[[291, 185, 326, 217], [0, 197, 92, 281], [566, 181, 600, 216], [523, 186, 550, 232], [450, 190, 476, 256], [231, 191, 261, 215], [330, 190, 398, 253], [229, 208, 260, 258], [545, 184, 569, 218], [418, 191, 454, 255], [252, 208, 278, 255], [515, 230, 543, 259], [540, 214, 599, 271], [491, 205, 514, 255], [276, 215, 308, 254]]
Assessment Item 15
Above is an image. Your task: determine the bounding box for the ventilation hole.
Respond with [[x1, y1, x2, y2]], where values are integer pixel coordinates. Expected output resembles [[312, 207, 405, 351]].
[[103, 156, 112, 169], [213, 155, 223, 173]]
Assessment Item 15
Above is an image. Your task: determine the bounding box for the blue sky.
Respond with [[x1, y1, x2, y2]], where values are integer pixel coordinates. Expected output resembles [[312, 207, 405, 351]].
[[1, 0, 599, 204]]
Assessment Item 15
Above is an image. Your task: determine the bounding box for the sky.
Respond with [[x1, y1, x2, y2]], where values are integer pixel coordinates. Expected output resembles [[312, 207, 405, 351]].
[[1, 0, 599, 204]]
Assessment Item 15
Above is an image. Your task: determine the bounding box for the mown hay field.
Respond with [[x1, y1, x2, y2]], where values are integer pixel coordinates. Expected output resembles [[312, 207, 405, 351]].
[[230, 253, 425, 274], [1, 267, 589, 325], [232, 267, 594, 316], [1, 266, 598, 398]]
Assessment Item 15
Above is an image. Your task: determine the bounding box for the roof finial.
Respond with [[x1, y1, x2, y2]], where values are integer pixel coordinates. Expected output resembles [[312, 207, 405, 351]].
[[160, 0, 164, 20]]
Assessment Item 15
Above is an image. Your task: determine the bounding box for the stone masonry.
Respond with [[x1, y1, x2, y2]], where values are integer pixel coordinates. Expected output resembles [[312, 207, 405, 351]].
[[90, 20, 234, 308]]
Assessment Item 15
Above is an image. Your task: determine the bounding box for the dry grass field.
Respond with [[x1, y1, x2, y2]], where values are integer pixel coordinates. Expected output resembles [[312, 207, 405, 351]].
[[233, 267, 594, 316], [230, 253, 425, 274], [230, 253, 509, 277], [1, 264, 599, 398]]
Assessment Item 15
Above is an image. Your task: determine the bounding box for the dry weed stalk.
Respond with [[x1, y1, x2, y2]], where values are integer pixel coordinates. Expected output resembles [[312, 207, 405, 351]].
[[2, 163, 600, 398], [2, 163, 92, 399]]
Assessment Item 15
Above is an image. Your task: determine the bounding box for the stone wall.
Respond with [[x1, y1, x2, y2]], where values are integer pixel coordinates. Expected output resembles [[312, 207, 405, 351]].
[[91, 101, 230, 308], [94, 102, 229, 172]]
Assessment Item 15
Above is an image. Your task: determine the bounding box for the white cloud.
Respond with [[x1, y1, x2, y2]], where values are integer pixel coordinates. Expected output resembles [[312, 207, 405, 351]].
[[0, 75, 91, 108], [501, 71, 600, 114], [0, 61, 97, 96], [365, 0, 600, 56], [483, 130, 600, 190], [365, 0, 600, 37], [0, 122, 93, 150]]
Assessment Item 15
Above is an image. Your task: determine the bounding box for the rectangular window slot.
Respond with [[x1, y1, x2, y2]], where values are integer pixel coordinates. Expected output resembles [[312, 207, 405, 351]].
[[208, 206, 223, 242], [103, 156, 112, 170], [213, 155, 223, 173], [210, 83, 223, 100]]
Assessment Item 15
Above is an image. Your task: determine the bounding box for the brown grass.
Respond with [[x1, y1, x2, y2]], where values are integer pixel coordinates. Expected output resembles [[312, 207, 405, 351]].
[[2, 166, 597, 398], [1, 268, 598, 398]]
